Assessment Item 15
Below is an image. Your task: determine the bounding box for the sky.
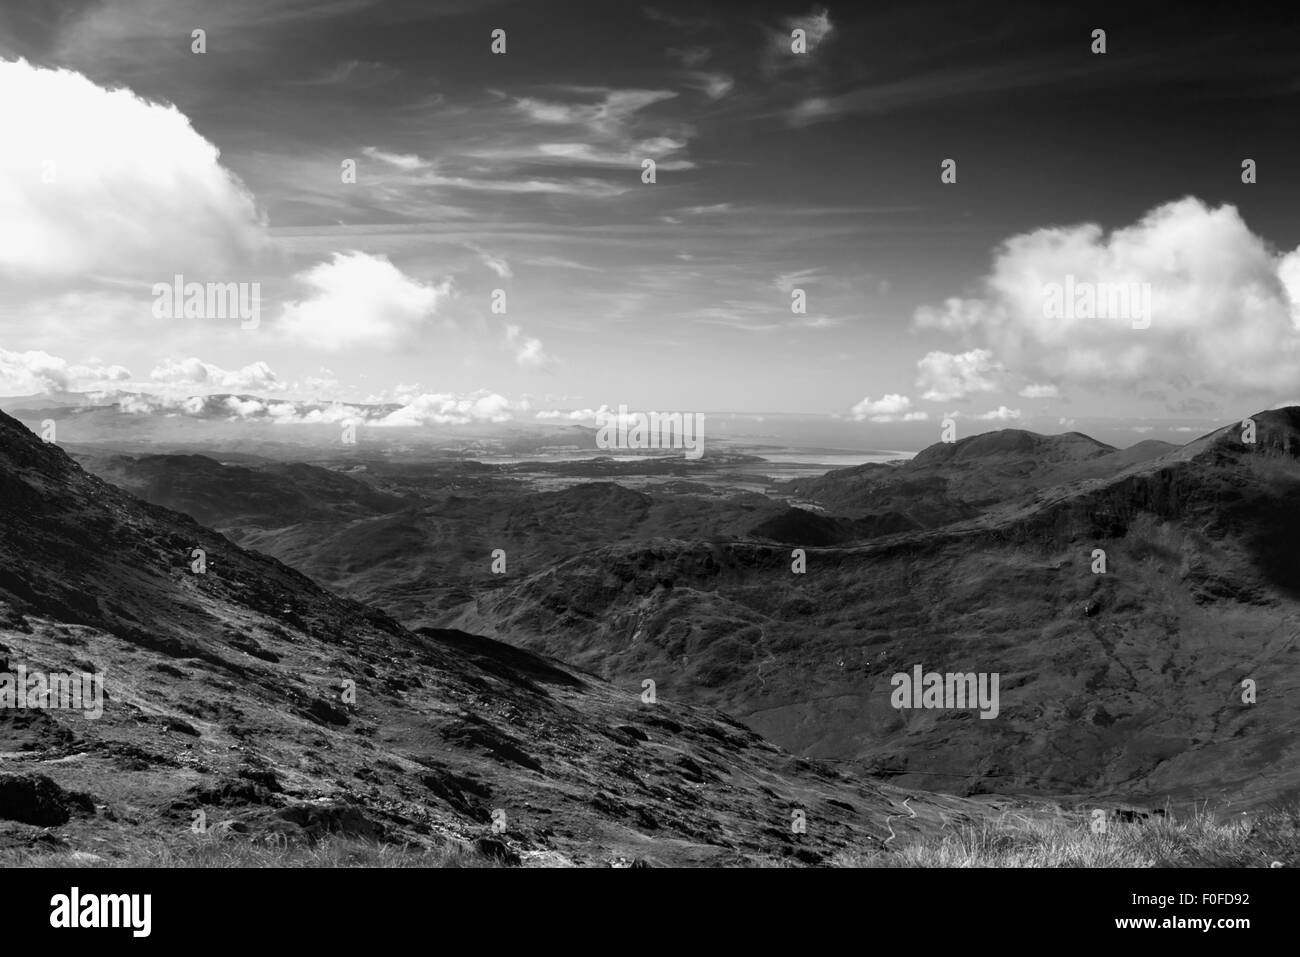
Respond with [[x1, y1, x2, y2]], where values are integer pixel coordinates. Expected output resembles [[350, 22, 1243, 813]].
[[2, 0, 1300, 447]]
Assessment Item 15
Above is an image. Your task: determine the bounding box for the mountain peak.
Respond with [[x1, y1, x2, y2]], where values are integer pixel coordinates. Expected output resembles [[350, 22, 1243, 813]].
[[911, 427, 1114, 467]]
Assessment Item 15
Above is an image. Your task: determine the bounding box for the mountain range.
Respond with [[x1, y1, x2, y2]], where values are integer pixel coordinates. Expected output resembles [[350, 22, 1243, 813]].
[[9, 401, 1297, 868], [55, 406, 1300, 814], [0, 407, 994, 865]]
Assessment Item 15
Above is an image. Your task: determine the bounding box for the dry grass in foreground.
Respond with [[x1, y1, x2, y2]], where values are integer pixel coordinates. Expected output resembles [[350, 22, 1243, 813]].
[[0, 834, 500, 868], [838, 804, 1299, 867], [4, 805, 1295, 868]]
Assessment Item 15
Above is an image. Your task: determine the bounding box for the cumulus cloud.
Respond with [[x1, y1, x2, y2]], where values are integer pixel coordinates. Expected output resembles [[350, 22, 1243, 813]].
[[0, 349, 130, 395], [149, 357, 281, 393], [113, 389, 520, 427], [975, 406, 1022, 421], [916, 349, 1004, 402], [0, 57, 266, 281], [1019, 383, 1061, 399], [849, 393, 928, 422], [535, 407, 606, 421], [505, 323, 551, 369], [913, 198, 1300, 401], [277, 252, 451, 351], [374, 391, 514, 426]]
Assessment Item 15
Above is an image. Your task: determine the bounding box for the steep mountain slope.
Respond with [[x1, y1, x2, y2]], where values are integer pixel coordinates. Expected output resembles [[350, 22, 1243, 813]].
[[0, 409, 986, 865], [461, 413, 1300, 810], [77, 452, 409, 528]]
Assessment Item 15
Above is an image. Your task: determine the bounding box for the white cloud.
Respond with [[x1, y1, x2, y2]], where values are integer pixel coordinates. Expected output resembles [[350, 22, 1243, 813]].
[[766, 8, 834, 74], [916, 348, 1004, 401], [505, 323, 551, 369], [149, 357, 281, 394], [684, 72, 734, 100], [849, 393, 927, 422], [535, 139, 694, 171], [797, 9, 834, 47], [498, 88, 693, 179], [361, 146, 430, 171], [109, 388, 520, 428], [773, 268, 823, 293], [224, 395, 267, 417], [680, 203, 732, 216], [0, 349, 130, 395], [478, 251, 512, 279], [277, 252, 450, 351], [535, 406, 608, 421], [975, 406, 1022, 421], [514, 89, 676, 134], [1019, 383, 1061, 399], [375, 391, 515, 426], [0, 58, 266, 281], [913, 198, 1300, 400], [419, 171, 630, 198]]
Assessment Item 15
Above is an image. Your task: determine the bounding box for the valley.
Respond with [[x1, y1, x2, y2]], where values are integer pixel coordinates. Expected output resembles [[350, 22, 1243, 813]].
[[53, 406, 1300, 817]]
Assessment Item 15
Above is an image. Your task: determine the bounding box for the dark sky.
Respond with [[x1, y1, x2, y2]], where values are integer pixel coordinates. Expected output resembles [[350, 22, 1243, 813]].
[[2, 0, 1299, 443]]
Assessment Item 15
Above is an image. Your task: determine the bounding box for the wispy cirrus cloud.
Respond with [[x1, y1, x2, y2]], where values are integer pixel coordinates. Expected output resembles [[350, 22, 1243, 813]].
[[361, 146, 429, 170]]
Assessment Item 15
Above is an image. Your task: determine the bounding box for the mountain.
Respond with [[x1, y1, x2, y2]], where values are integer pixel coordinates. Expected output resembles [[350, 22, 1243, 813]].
[[457, 414, 1300, 809], [71, 456, 797, 627], [75, 452, 409, 528], [0, 408, 990, 865], [58, 407, 1300, 814], [778, 429, 1176, 521]]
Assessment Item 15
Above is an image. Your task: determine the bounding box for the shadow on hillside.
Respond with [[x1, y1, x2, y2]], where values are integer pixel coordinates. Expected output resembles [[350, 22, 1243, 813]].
[[416, 627, 586, 690], [1237, 486, 1300, 599]]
